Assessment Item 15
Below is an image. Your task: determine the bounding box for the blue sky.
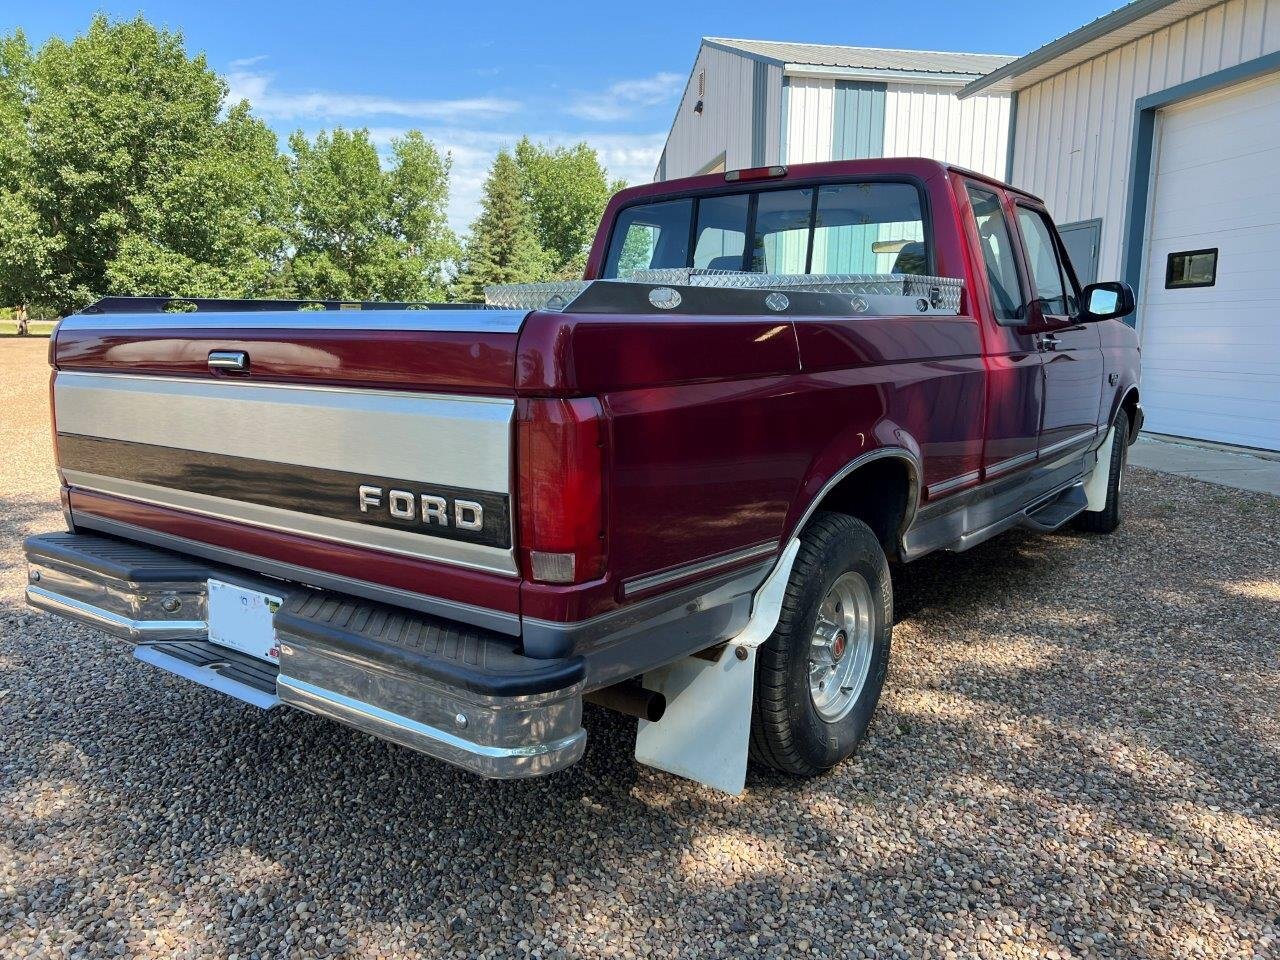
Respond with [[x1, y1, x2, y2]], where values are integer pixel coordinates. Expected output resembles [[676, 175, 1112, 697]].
[[5, 1, 1120, 233]]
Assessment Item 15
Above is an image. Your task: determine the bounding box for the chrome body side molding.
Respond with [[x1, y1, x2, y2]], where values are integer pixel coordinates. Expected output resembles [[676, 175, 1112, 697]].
[[621, 541, 779, 597]]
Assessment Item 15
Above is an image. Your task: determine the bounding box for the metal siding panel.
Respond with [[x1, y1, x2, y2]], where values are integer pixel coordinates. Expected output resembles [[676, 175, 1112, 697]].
[[751, 60, 768, 166], [868, 83, 886, 158], [832, 81, 886, 160], [779, 75, 790, 163], [1010, 0, 1280, 288], [881, 83, 1008, 177], [765, 62, 783, 164], [785, 77, 835, 164], [661, 45, 769, 179]]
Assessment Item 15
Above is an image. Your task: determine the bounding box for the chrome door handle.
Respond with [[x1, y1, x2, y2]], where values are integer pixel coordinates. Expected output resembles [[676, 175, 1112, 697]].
[[1036, 333, 1061, 352], [208, 350, 249, 372]]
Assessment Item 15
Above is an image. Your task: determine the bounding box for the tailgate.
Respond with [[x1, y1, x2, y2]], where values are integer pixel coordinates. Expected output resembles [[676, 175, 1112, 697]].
[[52, 304, 527, 582]]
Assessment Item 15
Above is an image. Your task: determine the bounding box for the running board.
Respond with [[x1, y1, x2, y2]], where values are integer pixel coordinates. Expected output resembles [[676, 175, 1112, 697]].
[[950, 480, 1088, 551], [1019, 484, 1088, 532]]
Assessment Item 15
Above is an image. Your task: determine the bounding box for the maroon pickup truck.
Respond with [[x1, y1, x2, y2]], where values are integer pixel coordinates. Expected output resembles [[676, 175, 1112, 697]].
[[25, 158, 1141, 793]]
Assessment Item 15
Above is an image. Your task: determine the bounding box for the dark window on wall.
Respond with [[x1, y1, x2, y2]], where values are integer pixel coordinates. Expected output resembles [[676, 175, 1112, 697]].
[[1166, 248, 1218, 288]]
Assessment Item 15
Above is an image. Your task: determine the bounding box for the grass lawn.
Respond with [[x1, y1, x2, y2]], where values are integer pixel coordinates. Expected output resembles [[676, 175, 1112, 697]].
[[0, 319, 57, 337]]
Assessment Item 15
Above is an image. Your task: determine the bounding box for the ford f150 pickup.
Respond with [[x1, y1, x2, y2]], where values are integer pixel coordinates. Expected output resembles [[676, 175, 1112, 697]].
[[25, 158, 1141, 793]]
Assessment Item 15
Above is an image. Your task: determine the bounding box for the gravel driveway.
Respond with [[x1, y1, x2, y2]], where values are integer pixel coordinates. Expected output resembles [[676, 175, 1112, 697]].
[[1, 338, 1277, 959]]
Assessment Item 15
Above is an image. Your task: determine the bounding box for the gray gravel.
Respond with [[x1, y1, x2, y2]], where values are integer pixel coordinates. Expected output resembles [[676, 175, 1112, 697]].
[[1, 337, 1278, 959]]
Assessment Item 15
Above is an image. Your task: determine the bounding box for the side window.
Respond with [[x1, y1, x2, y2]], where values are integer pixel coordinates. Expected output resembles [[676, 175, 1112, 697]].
[[1016, 208, 1070, 316], [693, 193, 749, 270], [966, 184, 1024, 322], [749, 188, 814, 273], [602, 198, 693, 279]]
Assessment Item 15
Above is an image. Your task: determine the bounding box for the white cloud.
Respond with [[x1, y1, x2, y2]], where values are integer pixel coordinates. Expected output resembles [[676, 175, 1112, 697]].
[[224, 59, 669, 235], [225, 67, 519, 123], [566, 72, 683, 121], [362, 127, 667, 234]]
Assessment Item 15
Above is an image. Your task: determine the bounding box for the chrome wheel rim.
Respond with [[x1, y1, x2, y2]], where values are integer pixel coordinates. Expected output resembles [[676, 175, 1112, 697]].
[[809, 571, 876, 722]]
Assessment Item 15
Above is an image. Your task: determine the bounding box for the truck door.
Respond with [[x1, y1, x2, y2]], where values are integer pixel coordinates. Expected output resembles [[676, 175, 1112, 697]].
[[1012, 205, 1105, 459], [962, 182, 1043, 478]]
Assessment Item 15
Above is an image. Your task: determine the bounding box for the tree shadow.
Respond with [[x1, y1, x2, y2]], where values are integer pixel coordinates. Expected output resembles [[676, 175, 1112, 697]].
[[2, 468, 1277, 958]]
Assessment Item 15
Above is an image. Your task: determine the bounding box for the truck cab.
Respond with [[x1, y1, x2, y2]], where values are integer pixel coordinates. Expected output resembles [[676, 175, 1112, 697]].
[[26, 158, 1141, 792]]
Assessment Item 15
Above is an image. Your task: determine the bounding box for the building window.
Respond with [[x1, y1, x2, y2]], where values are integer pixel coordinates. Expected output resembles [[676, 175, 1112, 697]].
[[1165, 248, 1218, 289]]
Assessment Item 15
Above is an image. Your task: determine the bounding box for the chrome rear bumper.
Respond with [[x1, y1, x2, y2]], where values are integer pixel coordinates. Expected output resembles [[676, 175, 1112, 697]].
[[23, 532, 586, 778]]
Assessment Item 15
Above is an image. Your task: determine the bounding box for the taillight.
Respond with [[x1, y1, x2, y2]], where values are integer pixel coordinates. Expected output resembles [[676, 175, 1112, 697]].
[[516, 398, 606, 584]]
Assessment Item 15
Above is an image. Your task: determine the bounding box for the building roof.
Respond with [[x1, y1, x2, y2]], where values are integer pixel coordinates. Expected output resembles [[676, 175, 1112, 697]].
[[704, 37, 1016, 79], [959, 0, 1223, 97]]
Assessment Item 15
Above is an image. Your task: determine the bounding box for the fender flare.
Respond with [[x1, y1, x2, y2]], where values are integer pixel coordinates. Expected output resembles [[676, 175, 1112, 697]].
[[1111, 385, 1141, 441], [786, 445, 924, 549], [746, 446, 923, 644]]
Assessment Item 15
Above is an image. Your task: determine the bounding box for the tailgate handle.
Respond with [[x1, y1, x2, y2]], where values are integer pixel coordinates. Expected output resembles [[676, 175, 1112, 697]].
[[208, 350, 249, 373]]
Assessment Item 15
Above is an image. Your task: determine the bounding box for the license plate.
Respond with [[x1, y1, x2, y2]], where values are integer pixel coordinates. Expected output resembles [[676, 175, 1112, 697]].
[[207, 580, 282, 664]]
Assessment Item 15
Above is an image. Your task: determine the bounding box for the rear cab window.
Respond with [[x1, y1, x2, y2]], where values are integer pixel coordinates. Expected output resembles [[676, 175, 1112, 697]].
[[602, 180, 929, 279]]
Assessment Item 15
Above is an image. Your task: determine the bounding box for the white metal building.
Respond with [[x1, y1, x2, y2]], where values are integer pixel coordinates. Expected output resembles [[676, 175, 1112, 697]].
[[962, 0, 1280, 451], [657, 39, 1016, 181]]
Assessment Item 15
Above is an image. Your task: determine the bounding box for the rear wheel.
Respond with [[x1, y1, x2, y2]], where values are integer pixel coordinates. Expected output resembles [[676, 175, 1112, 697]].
[[1078, 408, 1130, 534], [749, 512, 892, 777]]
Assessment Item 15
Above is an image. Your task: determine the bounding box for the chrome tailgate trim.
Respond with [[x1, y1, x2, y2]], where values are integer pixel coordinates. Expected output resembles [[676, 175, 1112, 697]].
[[54, 372, 517, 575], [59, 307, 531, 334]]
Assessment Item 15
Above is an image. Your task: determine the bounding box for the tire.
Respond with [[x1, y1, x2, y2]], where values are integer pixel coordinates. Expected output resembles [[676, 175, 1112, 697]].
[[1078, 408, 1130, 534], [749, 512, 893, 777]]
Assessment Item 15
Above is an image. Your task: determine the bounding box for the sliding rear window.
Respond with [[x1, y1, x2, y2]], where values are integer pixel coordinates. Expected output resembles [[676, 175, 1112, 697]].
[[602, 180, 928, 279]]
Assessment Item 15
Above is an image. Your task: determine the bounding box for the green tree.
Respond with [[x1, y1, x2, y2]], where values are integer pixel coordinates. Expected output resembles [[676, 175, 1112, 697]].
[[0, 30, 37, 323], [514, 137, 625, 276], [286, 127, 458, 301], [453, 150, 551, 302], [107, 102, 291, 298], [0, 15, 288, 313]]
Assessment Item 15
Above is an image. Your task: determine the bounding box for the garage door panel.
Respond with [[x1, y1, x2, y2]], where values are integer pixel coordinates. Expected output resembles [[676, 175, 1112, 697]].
[[1141, 70, 1280, 451], [1153, 81, 1280, 170], [1144, 371, 1280, 405], [1143, 407, 1279, 449]]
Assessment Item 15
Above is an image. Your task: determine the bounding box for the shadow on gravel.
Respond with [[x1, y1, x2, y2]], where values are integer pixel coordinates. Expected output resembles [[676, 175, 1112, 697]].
[[2, 475, 1277, 958]]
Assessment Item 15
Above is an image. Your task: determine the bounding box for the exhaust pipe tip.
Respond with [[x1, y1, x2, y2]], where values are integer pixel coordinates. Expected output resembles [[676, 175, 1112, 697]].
[[585, 683, 666, 723]]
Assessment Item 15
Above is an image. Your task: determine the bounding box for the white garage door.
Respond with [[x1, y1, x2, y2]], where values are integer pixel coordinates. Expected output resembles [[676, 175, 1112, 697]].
[[1141, 71, 1280, 451]]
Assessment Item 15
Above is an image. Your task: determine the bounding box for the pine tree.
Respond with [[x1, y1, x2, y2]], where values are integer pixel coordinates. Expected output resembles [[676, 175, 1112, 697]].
[[453, 150, 550, 302]]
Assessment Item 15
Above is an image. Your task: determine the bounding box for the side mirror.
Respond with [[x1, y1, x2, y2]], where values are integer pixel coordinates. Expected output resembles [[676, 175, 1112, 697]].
[[1081, 281, 1135, 322]]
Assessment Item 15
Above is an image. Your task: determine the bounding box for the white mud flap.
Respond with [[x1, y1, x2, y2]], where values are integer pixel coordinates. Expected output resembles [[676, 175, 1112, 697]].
[[1084, 426, 1116, 512], [635, 539, 800, 794]]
